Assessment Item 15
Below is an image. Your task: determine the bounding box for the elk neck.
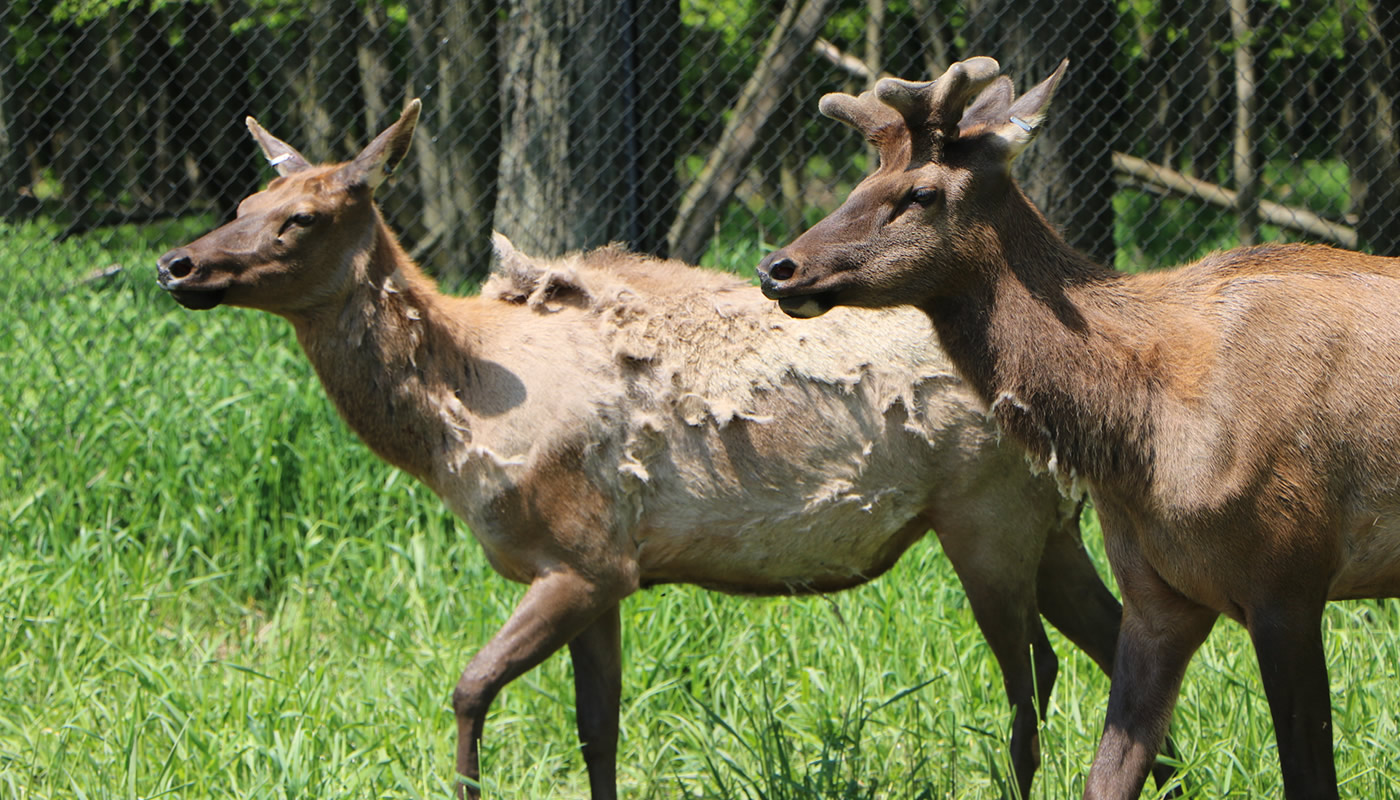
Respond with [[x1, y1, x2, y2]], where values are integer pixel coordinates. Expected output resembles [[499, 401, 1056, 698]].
[[288, 211, 479, 486], [922, 191, 1162, 492]]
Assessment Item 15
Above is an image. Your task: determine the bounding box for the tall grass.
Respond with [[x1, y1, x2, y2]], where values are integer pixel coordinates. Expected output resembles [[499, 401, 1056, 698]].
[[2, 220, 1397, 798]]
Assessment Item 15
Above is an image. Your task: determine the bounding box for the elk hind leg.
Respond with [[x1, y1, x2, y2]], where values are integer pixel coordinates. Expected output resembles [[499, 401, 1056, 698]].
[[1248, 601, 1338, 800], [956, 564, 1057, 799], [453, 569, 621, 799], [569, 604, 623, 800]]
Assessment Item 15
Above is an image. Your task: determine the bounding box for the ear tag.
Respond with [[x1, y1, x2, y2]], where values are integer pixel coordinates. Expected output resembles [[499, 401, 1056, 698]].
[[269, 153, 293, 166], [1010, 116, 1033, 133]]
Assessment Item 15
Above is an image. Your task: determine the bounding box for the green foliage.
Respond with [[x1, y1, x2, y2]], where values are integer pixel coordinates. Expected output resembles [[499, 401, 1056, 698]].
[[1113, 157, 1353, 271]]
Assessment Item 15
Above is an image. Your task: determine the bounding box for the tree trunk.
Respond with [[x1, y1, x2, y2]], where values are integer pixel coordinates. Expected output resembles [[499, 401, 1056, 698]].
[[611, 0, 680, 256], [0, 7, 33, 220], [666, 0, 831, 263], [864, 0, 885, 91], [496, 0, 679, 260], [55, 22, 108, 217], [1229, 0, 1259, 246], [964, 0, 1120, 264], [1340, 0, 1400, 255], [1161, 0, 1197, 172], [177, 1, 262, 216], [908, 0, 951, 79], [402, 0, 501, 281], [284, 0, 361, 163], [1193, 1, 1231, 182]]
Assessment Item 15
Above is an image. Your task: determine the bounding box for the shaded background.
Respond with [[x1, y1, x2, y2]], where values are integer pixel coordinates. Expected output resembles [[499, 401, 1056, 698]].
[[3, 0, 1397, 279], [5, 4, 1400, 796]]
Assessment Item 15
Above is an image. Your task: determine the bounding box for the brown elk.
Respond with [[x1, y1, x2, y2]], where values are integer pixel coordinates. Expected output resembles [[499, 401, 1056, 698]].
[[758, 56, 1400, 799], [154, 99, 1135, 799]]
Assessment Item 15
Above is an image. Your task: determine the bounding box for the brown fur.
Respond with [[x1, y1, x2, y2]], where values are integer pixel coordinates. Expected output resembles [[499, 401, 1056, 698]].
[[158, 102, 1130, 800], [761, 58, 1400, 800]]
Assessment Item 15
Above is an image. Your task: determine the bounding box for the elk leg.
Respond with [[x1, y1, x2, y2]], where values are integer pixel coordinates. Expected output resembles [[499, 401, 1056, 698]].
[[1035, 519, 1183, 795], [1247, 602, 1338, 800], [956, 567, 1056, 800], [568, 604, 623, 800], [1034, 513, 1120, 674], [453, 568, 619, 799], [1084, 566, 1216, 800]]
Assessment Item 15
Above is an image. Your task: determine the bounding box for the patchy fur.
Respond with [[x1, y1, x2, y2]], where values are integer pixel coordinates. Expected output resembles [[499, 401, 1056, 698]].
[[473, 235, 1015, 594], [160, 106, 1127, 800]]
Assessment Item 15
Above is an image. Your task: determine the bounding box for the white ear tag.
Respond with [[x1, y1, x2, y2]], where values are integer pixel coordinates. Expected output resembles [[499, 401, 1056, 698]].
[[1010, 116, 1033, 133], [269, 153, 293, 167]]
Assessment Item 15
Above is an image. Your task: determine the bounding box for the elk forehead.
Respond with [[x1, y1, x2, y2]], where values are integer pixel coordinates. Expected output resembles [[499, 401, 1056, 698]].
[[236, 167, 347, 218]]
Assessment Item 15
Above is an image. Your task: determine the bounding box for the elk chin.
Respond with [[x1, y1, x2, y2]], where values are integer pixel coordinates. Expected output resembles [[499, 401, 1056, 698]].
[[777, 293, 835, 319], [167, 286, 228, 310]]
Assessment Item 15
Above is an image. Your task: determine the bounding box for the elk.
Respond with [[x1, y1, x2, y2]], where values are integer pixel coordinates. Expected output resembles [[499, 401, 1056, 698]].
[[156, 99, 1133, 800], [758, 56, 1400, 799]]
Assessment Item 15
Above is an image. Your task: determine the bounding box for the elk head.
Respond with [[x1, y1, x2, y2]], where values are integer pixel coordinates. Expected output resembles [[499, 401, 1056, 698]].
[[157, 100, 421, 315], [757, 57, 1067, 318]]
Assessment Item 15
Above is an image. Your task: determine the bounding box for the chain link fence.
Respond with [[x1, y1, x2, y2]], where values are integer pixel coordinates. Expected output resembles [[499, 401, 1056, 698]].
[[4, 0, 1398, 280], [3, 4, 1400, 795]]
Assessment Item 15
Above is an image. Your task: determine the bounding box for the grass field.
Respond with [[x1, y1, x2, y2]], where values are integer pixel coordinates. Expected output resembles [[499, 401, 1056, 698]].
[[3, 218, 1399, 799]]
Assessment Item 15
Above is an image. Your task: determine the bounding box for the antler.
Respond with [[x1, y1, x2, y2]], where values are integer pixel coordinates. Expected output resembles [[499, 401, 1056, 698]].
[[818, 89, 910, 171], [875, 56, 1002, 162]]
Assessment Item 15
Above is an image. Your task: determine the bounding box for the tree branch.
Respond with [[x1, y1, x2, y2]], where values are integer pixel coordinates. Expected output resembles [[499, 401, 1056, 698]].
[[666, 0, 833, 263], [1114, 153, 1356, 249]]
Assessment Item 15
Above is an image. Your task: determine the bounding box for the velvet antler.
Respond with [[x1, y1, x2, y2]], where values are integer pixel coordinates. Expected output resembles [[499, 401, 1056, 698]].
[[817, 89, 911, 171], [875, 56, 1002, 163]]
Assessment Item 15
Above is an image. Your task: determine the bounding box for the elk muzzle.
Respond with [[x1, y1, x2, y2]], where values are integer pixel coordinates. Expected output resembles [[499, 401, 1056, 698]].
[[756, 249, 835, 319], [157, 247, 228, 310]]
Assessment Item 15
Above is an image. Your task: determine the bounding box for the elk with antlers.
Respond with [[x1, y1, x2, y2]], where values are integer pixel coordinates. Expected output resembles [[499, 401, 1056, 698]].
[[156, 100, 1143, 798], [759, 56, 1400, 799]]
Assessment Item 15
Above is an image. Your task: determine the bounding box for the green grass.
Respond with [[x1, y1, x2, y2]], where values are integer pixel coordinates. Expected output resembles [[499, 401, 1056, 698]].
[[3, 219, 1400, 799]]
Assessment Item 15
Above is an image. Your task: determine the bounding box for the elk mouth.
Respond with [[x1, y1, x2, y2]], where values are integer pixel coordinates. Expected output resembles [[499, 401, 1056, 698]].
[[166, 286, 228, 310], [775, 293, 836, 319], [157, 251, 229, 310], [760, 282, 838, 318], [757, 256, 839, 318]]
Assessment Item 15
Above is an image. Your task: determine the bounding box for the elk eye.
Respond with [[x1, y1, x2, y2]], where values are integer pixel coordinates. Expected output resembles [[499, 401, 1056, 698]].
[[288, 212, 318, 228], [909, 187, 940, 207]]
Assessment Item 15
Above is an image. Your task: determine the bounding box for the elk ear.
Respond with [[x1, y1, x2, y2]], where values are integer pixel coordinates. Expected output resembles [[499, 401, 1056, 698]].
[[341, 98, 422, 191], [959, 77, 1015, 133], [246, 116, 312, 176], [491, 231, 533, 275], [987, 59, 1068, 159]]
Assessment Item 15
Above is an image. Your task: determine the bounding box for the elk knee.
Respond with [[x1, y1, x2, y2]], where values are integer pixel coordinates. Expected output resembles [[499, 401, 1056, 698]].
[[452, 672, 492, 722]]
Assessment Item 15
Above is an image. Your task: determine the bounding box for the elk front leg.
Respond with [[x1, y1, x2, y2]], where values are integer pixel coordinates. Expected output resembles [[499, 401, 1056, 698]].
[[1035, 519, 1182, 796], [454, 569, 620, 799], [1083, 563, 1217, 800], [568, 604, 623, 800], [1248, 601, 1337, 800]]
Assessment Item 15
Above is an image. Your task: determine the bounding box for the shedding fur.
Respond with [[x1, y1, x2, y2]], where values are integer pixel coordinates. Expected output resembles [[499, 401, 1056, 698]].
[[159, 105, 1129, 800]]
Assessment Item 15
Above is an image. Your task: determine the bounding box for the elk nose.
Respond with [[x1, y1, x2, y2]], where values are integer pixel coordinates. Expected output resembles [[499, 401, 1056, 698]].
[[768, 258, 797, 281], [157, 250, 194, 286], [757, 251, 800, 298]]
